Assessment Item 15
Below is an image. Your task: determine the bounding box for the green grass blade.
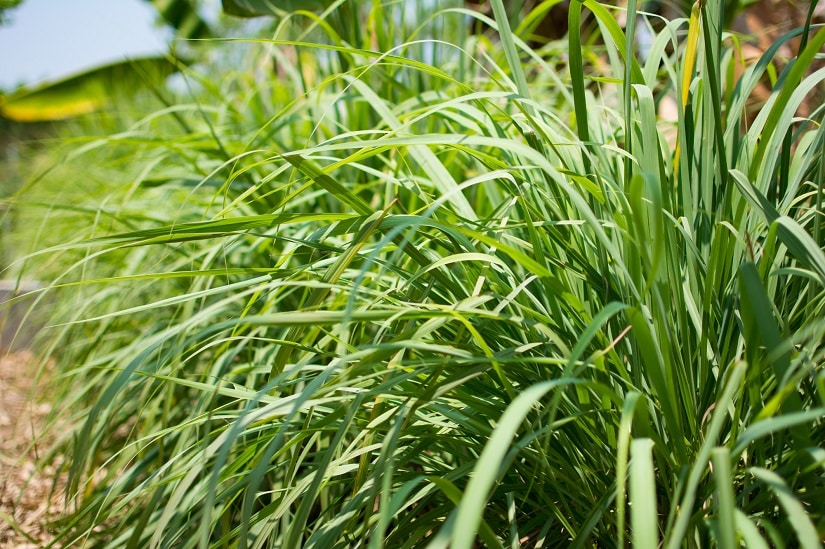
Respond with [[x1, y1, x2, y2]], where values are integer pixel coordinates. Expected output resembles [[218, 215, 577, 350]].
[[448, 379, 581, 549], [749, 467, 822, 549], [666, 362, 746, 549], [711, 447, 737, 549], [630, 438, 658, 548]]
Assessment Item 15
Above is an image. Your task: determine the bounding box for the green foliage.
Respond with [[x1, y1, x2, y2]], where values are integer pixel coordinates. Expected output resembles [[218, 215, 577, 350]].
[[6, 0, 825, 546], [146, 0, 213, 39], [0, 0, 23, 26], [0, 56, 182, 121], [221, 0, 336, 17]]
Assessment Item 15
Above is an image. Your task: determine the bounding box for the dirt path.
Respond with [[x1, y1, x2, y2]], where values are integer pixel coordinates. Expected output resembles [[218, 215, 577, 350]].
[[0, 350, 64, 548]]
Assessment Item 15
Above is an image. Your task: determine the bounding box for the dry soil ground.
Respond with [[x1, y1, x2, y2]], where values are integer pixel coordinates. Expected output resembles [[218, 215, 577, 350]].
[[0, 351, 64, 548]]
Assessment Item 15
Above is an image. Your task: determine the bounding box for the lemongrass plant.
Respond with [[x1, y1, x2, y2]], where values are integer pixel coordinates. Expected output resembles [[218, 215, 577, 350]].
[[5, 0, 825, 546]]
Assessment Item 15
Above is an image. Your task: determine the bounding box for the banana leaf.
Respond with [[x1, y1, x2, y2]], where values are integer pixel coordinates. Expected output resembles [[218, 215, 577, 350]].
[[221, 0, 335, 17], [0, 56, 182, 122], [145, 0, 212, 39]]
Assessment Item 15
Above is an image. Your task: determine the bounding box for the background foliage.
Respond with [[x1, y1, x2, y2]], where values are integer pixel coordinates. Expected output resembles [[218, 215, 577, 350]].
[[0, 0, 23, 26]]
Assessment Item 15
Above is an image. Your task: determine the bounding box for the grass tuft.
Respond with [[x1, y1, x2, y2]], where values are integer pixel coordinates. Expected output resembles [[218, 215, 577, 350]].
[[4, 0, 825, 546]]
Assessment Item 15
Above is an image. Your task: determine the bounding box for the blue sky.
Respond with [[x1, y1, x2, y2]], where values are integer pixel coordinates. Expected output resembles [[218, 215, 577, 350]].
[[0, 0, 170, 90]]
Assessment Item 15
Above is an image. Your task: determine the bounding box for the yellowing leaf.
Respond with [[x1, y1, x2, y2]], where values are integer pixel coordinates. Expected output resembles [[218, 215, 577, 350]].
[[0, 56, 181, 122]]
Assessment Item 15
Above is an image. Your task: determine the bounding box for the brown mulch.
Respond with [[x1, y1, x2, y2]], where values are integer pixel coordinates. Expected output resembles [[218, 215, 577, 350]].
[[0, 350, 66, 548]]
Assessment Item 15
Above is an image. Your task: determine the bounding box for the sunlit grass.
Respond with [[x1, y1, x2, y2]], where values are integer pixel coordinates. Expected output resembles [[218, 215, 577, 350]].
[[4, 0, 825, 546]]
